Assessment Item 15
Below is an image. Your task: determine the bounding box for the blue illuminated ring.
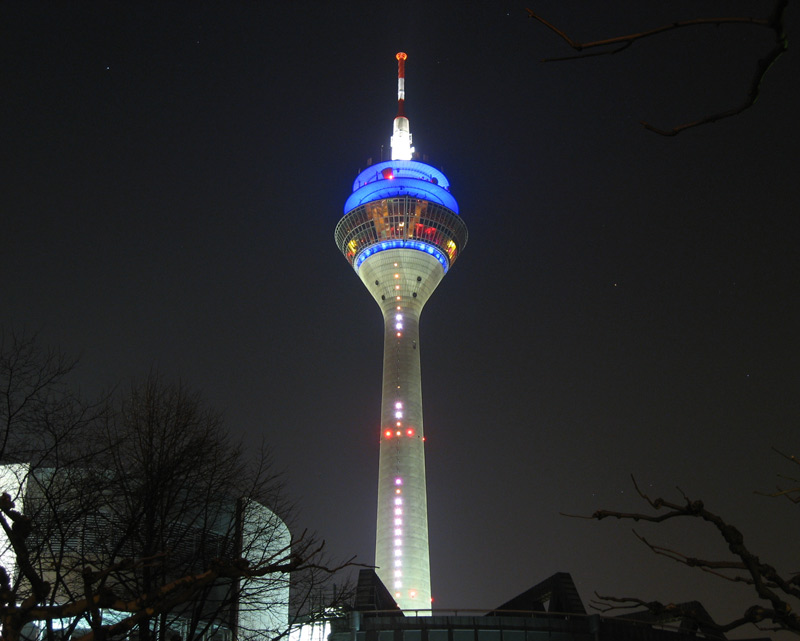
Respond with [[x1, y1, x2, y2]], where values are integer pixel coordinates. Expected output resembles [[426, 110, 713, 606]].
[[354, 240, 449, 273], [344, 178, 459, 214]]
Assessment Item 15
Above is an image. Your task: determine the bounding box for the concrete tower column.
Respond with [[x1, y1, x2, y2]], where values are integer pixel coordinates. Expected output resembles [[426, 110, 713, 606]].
[[356, 248, 445, 608], [335, 53, 467, 612]]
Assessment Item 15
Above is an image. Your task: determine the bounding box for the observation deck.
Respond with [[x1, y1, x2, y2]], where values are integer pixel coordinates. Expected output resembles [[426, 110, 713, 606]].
[[335, 160, 468, 274]]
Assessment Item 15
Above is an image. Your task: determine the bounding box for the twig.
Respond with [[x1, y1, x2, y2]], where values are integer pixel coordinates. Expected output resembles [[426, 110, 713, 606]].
[[526, 2, 789, 135], [576, 474, 800, 633]]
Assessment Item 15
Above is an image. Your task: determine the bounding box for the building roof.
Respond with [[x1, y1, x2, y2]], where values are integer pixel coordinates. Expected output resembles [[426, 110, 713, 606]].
[[327, 570, 771, 641]]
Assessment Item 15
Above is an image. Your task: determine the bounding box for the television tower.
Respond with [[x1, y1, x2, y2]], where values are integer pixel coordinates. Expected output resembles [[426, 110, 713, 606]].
[[335, 53, 468, 610]]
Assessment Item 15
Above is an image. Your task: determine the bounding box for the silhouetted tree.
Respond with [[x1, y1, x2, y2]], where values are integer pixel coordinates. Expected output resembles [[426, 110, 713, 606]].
[[0, 332, 348, 641]]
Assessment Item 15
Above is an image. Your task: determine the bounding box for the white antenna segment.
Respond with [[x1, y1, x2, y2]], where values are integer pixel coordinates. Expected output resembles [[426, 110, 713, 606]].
[[391, 52, 414, 160]]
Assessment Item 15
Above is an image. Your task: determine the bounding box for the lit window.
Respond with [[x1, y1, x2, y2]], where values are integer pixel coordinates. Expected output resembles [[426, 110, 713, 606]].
[[395, 508, 402, 515], [395, 489, 401, 494], [394, 570, 402, 577], [395, 285, 400, 290], [396, 323, 403, 330], [395, 401, 403, 409], [394, 274, 400, 279], [394, 498, 402, 505], [410, 590, 417, 598], [394, 581, 402, 589], [396, 314, 403, 322], [395, 478, 403, 485], [395, 528, 402, 536], [395, 430, 401, 436], [394, 518, 402, 526], [394, 549, 402, 557], [394, 538, 402, 546], [397, 332, 402, 337], [395, 410, 403, 419], [395, 560, 402, 567]]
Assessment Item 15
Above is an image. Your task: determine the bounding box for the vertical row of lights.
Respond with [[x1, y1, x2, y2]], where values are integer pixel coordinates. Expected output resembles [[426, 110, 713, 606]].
[[393, 470, 403, 594], [393, 264, 404, 597], [389, 263, 415, 601], [395, 271, 403, 335]]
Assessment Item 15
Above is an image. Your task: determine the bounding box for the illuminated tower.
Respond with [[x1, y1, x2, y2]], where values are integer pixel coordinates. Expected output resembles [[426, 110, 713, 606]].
[[335, 53, 468, 610]]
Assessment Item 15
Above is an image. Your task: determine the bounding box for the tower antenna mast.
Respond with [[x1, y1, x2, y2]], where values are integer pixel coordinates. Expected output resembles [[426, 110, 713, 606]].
[[391, 52, 414, 160]]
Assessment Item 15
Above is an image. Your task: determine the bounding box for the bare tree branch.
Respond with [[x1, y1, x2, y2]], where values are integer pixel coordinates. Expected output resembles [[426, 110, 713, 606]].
[[527, 13, 770, 57], [590, 593, 788, 634], [756, 448, 800, 503], [526, 1, 789, 135], [580, 473, 800, 634]]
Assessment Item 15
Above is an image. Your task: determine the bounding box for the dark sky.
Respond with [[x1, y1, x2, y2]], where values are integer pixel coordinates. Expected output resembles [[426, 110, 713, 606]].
[[3, 0, 799, 631]]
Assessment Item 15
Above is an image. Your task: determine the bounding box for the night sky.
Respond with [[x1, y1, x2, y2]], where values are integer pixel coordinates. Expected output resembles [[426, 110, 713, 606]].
[[3, 1, 799, 631]]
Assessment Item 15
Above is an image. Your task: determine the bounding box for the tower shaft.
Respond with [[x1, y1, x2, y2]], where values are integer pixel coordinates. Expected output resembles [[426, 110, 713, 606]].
[[356, 248, 446, 609], [377, 305, 429, 608]]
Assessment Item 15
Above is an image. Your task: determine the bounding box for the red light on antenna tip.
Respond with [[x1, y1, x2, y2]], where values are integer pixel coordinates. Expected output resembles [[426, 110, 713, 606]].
[[396, 52, 407, 61]]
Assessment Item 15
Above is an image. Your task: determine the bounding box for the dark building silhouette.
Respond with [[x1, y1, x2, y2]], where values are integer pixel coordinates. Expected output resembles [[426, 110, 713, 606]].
[[325, 571, 769, 641]]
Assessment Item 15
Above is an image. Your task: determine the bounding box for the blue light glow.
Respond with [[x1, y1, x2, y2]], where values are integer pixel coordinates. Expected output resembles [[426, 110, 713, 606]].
[[355, 239, 449, 272], [345, 160, 459, 214], [352, 160, 451, 192], [344, 178, 458, 214]]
